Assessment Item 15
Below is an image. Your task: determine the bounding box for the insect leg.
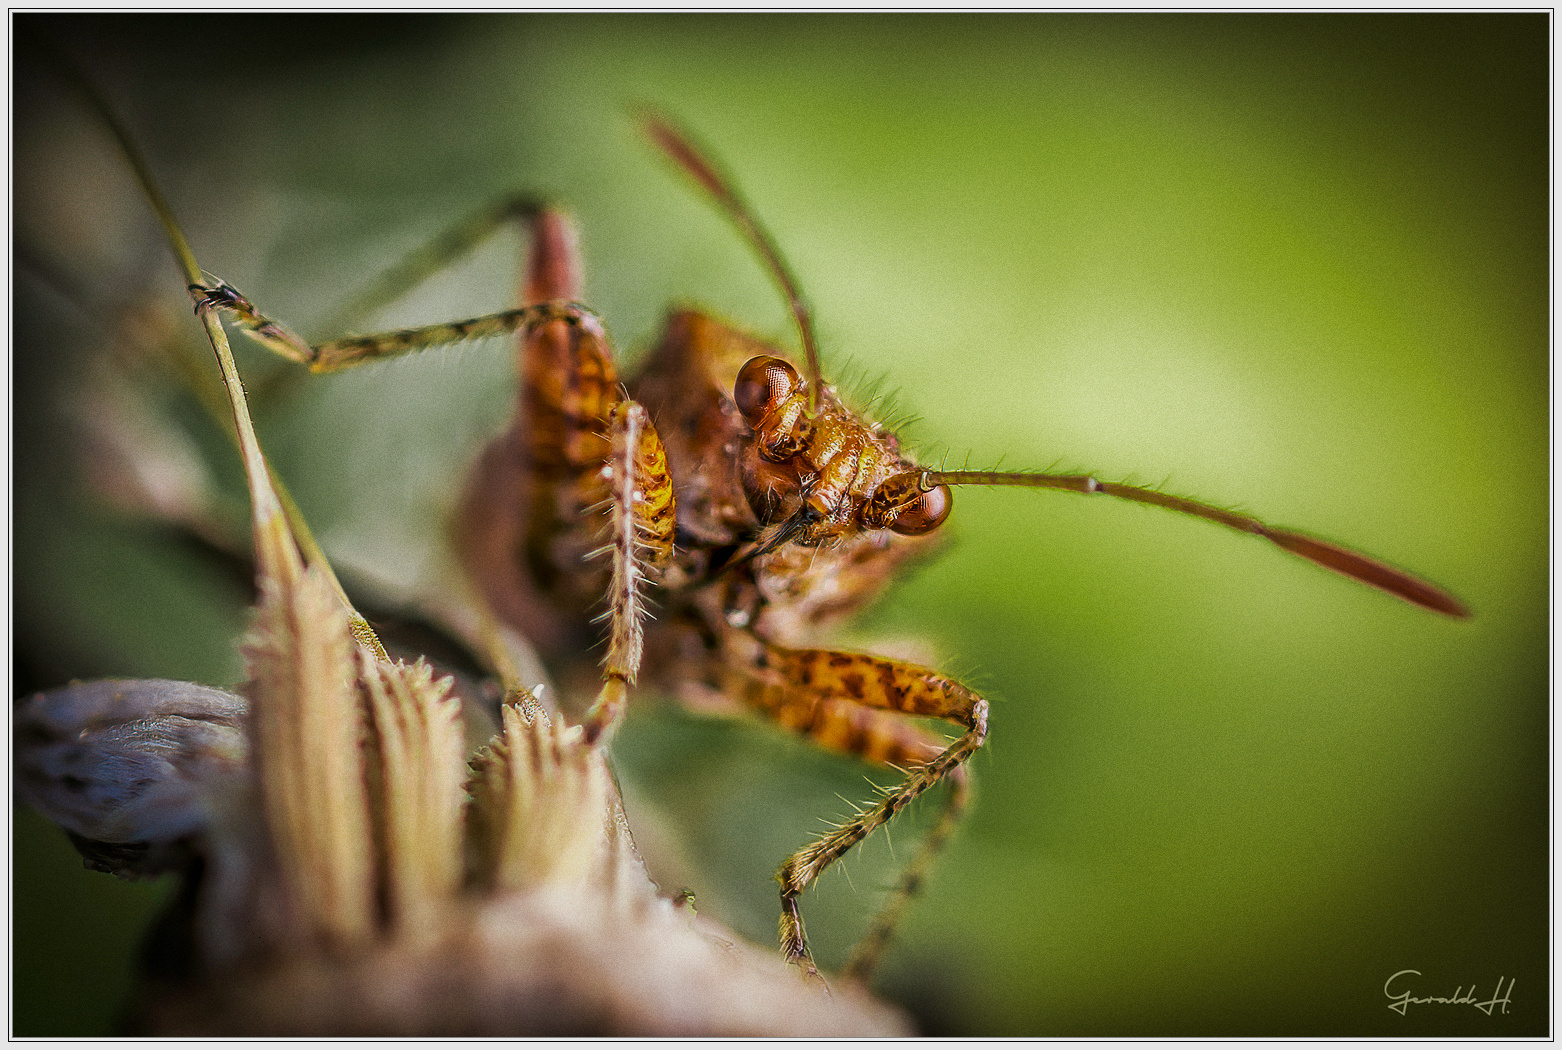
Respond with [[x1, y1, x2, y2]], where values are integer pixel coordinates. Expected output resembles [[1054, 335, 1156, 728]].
[[314, 194, 547, 337], [187, 193, 567, 371], [838, 765, 971, 986], [191, 280, 608, 374], [448, 207, 625, 656], [730, 643, 989, 978], [582, 400, 676, 744]]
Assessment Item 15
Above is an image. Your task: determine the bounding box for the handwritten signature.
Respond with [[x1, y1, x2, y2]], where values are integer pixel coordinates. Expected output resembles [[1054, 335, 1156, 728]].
[[1384, 970, 1514, 1016]]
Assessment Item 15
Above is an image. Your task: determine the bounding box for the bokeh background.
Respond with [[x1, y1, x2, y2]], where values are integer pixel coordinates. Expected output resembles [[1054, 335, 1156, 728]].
[[12, 12, 1547, 1037]]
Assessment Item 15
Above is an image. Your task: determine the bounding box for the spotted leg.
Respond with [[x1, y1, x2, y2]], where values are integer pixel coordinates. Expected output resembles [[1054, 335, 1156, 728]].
[[725, 641, 989, 980]]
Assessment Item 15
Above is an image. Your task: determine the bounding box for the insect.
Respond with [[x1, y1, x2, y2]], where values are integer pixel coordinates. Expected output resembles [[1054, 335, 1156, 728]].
[[178, 111, 1468, 986], [16, 17, 1547, 1039]]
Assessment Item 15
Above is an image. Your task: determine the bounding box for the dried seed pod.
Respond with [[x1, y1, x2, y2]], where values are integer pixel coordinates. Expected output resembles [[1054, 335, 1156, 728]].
[[14, 679, 248, 878]]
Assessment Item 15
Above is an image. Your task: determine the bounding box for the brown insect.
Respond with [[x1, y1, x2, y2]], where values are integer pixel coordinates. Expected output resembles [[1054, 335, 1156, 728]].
[[192, 112, 1468, 984]]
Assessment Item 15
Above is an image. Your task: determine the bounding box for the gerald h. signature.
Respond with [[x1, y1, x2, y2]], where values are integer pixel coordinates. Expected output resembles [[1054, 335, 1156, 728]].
[[1384, 970, 1514, 1017]]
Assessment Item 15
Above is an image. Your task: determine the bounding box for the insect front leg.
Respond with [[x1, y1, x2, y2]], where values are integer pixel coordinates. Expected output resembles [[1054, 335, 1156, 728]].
[[727, 642, 989, 979], [582, 400, 676, 744]]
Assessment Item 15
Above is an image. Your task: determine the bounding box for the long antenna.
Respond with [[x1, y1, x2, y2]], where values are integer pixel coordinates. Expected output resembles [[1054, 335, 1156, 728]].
[[925, 470, 1469, 618], [640, 112, 824, 407]]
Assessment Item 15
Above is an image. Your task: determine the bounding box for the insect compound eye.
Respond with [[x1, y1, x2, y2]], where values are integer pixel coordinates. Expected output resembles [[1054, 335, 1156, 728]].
[[890, 483, 953, 535], [865, 472, 954, 535], [734, 355, 803, 428]]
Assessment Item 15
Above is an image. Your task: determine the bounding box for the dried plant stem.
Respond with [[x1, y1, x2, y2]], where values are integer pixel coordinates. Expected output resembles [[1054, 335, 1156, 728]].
[[49, 43, 391, 950], [51, 37, 386, 650]]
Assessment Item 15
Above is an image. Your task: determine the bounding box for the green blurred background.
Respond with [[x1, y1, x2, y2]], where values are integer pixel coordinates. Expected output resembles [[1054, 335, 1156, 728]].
[[12, 13, 1546, 1037]]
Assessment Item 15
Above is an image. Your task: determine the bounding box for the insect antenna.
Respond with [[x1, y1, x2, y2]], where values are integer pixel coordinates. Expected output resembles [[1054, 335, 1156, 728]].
[[639, 111, 825, 408], [924, 469, 1469, 619]]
